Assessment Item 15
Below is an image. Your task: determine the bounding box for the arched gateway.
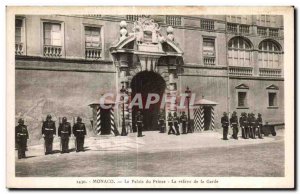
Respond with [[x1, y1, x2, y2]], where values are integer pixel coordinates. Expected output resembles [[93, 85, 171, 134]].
[[90, 17, 184, 135]]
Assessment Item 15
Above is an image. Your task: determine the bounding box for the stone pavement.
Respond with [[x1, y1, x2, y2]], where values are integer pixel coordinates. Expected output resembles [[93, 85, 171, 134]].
[[22, 129, 284, 158]]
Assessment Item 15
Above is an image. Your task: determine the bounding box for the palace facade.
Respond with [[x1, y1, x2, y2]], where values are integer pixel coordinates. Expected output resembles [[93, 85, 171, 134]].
[[15, 15, 284, 144]]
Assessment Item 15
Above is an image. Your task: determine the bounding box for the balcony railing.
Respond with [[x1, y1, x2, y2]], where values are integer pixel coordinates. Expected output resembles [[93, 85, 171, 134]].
[[85, 47, 102, 59], [203, 56, 215, 65], [229, 66, 253, 76], [15, 43, 24, 55], [259, 68, 282, 77], [43, 45, 62, 57]]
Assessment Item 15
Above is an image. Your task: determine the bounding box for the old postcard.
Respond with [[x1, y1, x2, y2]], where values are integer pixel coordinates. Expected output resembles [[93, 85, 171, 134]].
[[6, 6, 294, 189]]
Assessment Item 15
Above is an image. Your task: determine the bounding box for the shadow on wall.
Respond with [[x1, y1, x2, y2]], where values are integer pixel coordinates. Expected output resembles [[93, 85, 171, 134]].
[[15, 97, 93, 146]]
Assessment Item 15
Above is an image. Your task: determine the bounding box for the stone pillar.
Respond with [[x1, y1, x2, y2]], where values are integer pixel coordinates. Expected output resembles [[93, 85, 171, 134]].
[[252, 50, 259, 76]]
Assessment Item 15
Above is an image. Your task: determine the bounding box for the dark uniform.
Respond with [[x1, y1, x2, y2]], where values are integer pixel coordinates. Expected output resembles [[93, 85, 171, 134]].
[[230, 111, 239, 139], [158, 111, 165, 133], [249, 113, 256, 139], [58, 117, 71, 153], [239, 113, 248, 139], [167, 112, 175, 135], [15, 118, 29, 159], [173, 112, 180, 136], [73, 117, 87, 152], [136, 111, 143, 137], [256, 113, 263, 139], [180, 112, 188, 134], [246, 113, 252, 139], [221, 112, 229, 140], [42, 115, 56, 155]]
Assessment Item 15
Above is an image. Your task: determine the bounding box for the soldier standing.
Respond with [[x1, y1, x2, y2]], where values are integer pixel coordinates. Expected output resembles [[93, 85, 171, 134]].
[[136, 111, 143, 137], [158, 110, 165, 133], [240, 113, 248, 139], [42, 115, 56, 155], [247, 113, 252, 139], [180, 112, 188, 134], [167, 112, 175, 135], [251, 113, 257, 139], [256, 113, 263, 139], [221, 112, 229, 140], [230, 111, 239, 140], [58, 117, 71, 153], [73, 117, 87, 152], [15, 118, 29, 159], [173, 112, 180, 136]]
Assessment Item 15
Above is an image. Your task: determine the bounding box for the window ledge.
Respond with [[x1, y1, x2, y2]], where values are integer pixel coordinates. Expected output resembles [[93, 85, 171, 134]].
[[267, 106, 279, 109], [236, 107, 249, 109]]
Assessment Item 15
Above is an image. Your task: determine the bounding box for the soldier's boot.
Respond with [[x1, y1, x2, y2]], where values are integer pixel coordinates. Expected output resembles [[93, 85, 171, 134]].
[[175, 127, 180, 136], [18, 149, 22, 159]]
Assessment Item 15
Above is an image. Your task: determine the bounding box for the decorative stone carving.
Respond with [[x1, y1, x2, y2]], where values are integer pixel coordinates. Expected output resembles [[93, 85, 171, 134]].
[[132, 17, 165, 45]]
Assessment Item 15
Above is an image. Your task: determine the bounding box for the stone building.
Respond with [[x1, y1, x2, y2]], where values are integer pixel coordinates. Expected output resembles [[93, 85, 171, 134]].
[[15, 15, 284, 144]]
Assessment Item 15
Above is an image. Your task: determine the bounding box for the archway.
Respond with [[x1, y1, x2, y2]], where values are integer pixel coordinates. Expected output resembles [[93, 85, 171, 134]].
[[131, 71, 166, 132]]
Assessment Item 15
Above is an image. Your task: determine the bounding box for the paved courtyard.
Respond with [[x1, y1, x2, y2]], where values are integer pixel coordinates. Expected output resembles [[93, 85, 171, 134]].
[[15, 130, 284, 177]]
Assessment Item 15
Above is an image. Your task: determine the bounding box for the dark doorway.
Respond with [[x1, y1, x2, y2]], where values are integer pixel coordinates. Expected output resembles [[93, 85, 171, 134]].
[[203, 106, 212, 131], [131, 71, 166, 132], [100, 108, 111, 135]]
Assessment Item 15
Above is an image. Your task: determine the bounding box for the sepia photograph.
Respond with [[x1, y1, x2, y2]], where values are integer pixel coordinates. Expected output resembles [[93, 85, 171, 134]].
[[6, 6, 294, 189]]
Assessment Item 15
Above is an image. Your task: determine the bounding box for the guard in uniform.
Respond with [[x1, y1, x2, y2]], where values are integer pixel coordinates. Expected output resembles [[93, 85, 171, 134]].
[[180, 111, 188, 134], [73, 117, 87, 152], [158, 111, 165, 133], [15, 118, 29, 159], [247, 113, 252, 138], [173, 112, 180, 136], [251, 113, 257, 139], [42, 115, 56, 155], [256, 113, 263, 139], [167, 112, 175, 135], [221, 112, 229, 140], [239, 113, 248, 139], [230, 111, 239, 139], [58, 117, 71, 153], [136, 111, 143, 137]]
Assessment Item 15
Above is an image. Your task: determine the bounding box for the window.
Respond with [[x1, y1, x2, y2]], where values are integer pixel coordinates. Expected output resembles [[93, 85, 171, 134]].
[[228, 37, 252, 67], [15, 18, 24, 55], [269, 28, 279, 37], [257, 15, 276, 27], [85, 27, 101, 48], [227, 23, 238, 33], [15, 19, 23, 43], [227, 15, 248, 24], [85, 26, 102, 59], [43, 22, 62, 57], [238, 92, 247, 107], [200, 19, 214, 31], [239, 25, 249, 34], [257, 27, 267, 36], [203, 38, 215, 65], [268, 92, 277, 107], [166, 16, 181, 26], [258, 40, 281, 68], [203, 38, 215, 56], [43, 23, 62, 46]]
